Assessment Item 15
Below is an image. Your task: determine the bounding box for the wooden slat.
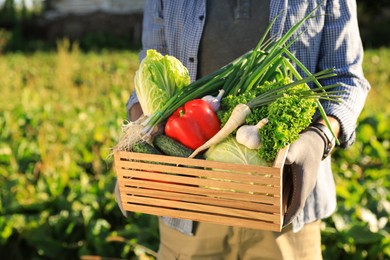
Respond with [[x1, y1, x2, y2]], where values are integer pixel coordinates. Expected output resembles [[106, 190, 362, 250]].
[[117, 168, 280, 195], [124, 196, 279, 223], [117, 160, 281, 185], [273, 146, 289, 168], [118, 178, 280, 205], [119, 186, 280, 214], [115, 148, 287, 174], [123, 204, 281, 232]]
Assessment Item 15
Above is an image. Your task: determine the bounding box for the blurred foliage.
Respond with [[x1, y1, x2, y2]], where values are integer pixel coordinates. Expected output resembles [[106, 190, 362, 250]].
[[321, 48, 390, 260], [0, 41, 389, 259], [0, 0, 48, 52], [361, 48, 390, 115], [323, 113, 390, 259], [0, 40, 159, 259], [0, 0, 140, 53], [356, 0, 390, 48]]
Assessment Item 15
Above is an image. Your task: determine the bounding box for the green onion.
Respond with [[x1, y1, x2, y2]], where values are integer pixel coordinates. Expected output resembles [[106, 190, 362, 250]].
[[117, 1, 343, 151]]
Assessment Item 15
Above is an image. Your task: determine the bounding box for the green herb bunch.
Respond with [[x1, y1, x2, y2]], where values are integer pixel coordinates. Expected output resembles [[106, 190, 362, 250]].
[[218, 76, 317, 161], [258, 88, 317, 161]]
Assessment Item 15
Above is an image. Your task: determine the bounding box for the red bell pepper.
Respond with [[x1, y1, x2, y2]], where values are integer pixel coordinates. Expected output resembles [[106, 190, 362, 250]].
[[165, 99, 221, 150]]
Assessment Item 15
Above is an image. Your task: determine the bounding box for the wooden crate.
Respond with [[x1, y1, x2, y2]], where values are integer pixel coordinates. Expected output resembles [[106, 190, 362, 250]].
[[114, 147, 288, 232]]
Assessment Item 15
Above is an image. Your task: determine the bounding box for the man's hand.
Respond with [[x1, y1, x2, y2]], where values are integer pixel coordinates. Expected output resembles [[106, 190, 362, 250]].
[[115, 181, 128, 217], [283, 129, 325, 226], [283, 117, 340, 226], [128, 102, 143, 122]]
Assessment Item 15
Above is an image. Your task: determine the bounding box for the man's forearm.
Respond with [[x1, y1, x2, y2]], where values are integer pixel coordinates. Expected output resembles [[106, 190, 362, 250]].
[[317, 116, 341, 139]]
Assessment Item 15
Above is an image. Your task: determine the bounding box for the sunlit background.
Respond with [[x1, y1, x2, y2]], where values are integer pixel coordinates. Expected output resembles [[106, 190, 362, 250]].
[[0, 1, 389, 259]]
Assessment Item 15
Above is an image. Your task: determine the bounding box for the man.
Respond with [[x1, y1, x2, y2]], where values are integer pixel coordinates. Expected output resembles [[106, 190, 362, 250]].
[[119, 0, 370, 259]]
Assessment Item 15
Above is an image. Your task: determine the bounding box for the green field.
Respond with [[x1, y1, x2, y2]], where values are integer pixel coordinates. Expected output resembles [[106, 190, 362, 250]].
[[1, 41, 389, 259]]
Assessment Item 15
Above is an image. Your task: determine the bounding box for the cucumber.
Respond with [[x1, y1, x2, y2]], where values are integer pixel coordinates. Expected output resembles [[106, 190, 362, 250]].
[[153, 134, 204, 159], [132, 141, 162, 155]]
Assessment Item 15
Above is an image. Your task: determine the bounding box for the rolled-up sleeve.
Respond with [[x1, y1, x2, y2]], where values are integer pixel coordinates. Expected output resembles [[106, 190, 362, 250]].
[[316, 0, 371, 148], [139, 0, 168, 59]]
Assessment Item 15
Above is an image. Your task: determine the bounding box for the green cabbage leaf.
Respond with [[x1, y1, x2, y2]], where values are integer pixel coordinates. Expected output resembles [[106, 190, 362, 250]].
[[134, 49, 190, 116], [205, 136, 269, 166]]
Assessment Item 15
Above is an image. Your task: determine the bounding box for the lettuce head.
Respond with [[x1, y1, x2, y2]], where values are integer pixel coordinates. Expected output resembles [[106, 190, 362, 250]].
[[135, 49, 190, 116]]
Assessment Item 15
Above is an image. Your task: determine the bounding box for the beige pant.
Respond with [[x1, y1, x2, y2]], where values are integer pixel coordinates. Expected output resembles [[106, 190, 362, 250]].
[[157, 219, 322, 260]]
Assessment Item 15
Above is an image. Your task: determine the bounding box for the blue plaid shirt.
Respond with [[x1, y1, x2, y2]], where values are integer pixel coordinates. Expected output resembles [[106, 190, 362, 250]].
[[126, 0, 370, 233]]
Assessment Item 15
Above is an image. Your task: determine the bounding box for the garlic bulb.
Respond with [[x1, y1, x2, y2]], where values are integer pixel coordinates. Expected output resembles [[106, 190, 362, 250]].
[[201, 89, 225, 112], [236, 118, 268, 149]]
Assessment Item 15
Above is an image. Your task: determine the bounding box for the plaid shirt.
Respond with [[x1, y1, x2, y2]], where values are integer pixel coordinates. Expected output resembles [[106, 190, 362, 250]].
[[126, 0, 370, 233]]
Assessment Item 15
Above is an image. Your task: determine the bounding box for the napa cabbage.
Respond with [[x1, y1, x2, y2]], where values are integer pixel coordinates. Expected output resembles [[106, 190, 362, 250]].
[[134, 49, 190, 116]]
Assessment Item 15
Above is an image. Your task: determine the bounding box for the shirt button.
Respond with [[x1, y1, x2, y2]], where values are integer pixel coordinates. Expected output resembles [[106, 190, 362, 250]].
[[189, 57, 195, 62], [199, 15, 204, 21]]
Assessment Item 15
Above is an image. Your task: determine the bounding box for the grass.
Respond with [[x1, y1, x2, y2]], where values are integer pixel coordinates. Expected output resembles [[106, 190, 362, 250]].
[[362, 47, 390, 115]]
